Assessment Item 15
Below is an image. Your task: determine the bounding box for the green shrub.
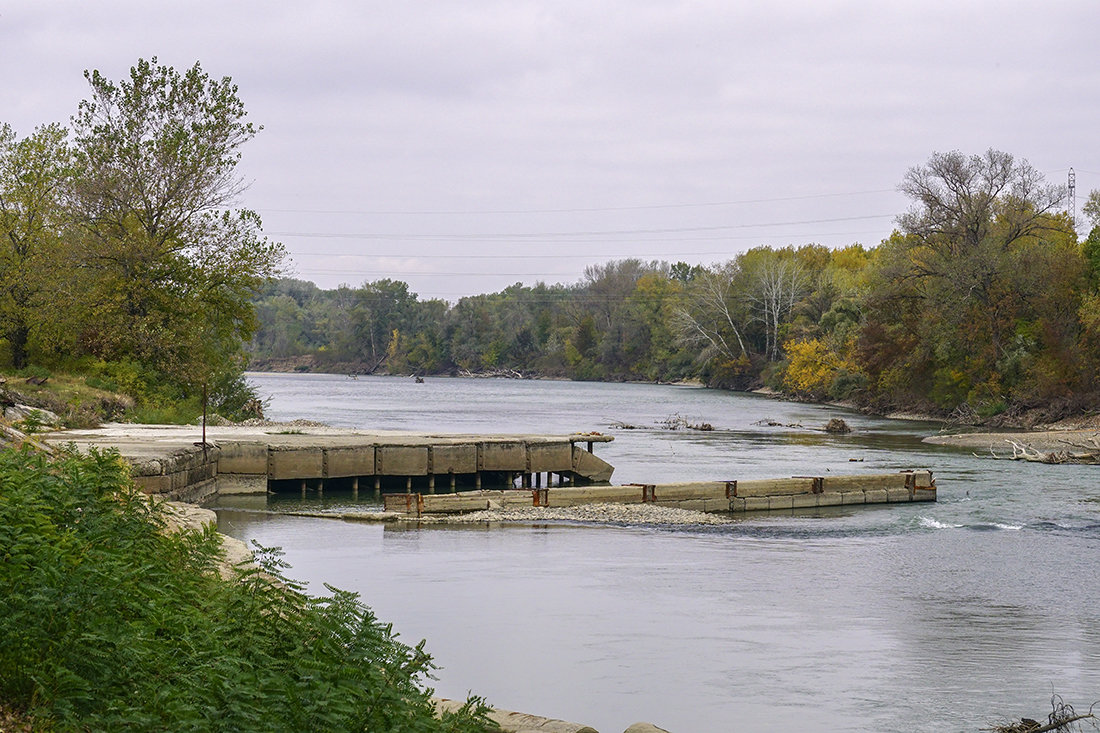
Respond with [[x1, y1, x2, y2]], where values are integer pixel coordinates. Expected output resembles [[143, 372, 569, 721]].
[[0, 447, 495, 732], [16, 365, 51, 380]]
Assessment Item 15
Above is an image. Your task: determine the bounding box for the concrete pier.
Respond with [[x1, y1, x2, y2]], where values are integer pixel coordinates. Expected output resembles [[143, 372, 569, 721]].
[[42, 424, 615, 500]]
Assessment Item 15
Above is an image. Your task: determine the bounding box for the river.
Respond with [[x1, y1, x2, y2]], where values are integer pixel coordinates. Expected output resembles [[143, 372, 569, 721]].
[[213, 373, 1100, 732]]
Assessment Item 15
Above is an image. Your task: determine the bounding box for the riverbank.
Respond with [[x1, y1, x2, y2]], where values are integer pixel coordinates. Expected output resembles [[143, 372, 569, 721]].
[[924, 428, 1100, 454]]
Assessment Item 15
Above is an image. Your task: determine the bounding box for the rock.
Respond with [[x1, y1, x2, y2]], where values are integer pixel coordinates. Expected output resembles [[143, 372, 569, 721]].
[[162, 501, 254, 579], [623, 724, 671, 733], [433, 698, 598, 733], [824, 417, 852, 434], [5, 404, 61, 428]]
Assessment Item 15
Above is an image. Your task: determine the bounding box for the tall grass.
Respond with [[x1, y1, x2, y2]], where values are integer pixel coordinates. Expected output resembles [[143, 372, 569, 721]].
[[0, 447, 494, 732]]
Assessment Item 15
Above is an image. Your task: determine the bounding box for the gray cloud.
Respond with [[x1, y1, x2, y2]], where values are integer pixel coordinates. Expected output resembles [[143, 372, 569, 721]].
[[4, 0, 1098, 300]]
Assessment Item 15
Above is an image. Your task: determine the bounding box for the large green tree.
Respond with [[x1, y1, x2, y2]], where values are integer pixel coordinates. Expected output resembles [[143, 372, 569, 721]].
[[67, 58, 283, 398]]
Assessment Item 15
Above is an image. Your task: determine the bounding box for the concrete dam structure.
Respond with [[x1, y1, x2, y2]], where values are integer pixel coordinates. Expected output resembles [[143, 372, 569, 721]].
[[42, 424, 615, 502], [383, 470, 937, 516], [43, 425, 935, 519]]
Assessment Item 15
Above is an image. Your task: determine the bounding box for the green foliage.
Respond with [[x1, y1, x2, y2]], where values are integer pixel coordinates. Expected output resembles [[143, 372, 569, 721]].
[[69, 58, 284, 390], [0, 122, 73, 369], [0, 447, 495, 732], [0, 58, 285, 420], [1083, 226, 1100, 291]]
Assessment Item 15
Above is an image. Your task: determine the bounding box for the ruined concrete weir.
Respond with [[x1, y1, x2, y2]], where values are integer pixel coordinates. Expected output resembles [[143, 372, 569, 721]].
[[42, 424, 615, 502], [384, 471, 936, 516]]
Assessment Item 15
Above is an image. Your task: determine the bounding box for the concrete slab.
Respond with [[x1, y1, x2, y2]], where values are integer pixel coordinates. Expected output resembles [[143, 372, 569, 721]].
[[325, 445, 376, 477], [377, 445, 429, 476], [479, 441, 527, 471], [430, 444, 477, 474]]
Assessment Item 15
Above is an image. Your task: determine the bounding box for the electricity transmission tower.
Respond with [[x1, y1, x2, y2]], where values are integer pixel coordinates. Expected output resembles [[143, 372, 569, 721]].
[[1068, 168, 1076, 229]]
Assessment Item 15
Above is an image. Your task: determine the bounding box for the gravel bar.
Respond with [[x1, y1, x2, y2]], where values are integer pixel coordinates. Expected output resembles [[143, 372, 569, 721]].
[[414, 502, 735, 526]]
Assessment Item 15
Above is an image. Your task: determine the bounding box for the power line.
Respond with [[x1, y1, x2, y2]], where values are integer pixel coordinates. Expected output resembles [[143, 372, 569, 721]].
[[256, 189, 897, 216], [278, 227, 889, 249], [265, 214, 895, 241]]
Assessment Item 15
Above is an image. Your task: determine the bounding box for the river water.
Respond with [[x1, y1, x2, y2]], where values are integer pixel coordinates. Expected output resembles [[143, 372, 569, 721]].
[[213, 373, 1100, 732]]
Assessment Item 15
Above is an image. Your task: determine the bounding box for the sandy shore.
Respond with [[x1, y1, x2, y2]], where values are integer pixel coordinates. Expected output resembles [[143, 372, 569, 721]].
[[923, 428, 1100, 453]]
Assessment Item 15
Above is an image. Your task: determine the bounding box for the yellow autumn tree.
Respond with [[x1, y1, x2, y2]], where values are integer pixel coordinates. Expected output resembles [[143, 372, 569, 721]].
[[783, 336, 862, 399]]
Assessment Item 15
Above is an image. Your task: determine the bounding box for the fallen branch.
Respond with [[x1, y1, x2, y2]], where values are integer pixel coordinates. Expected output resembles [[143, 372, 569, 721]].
[[984, 439, 1100, 465], [988, 694, 1099, 733]]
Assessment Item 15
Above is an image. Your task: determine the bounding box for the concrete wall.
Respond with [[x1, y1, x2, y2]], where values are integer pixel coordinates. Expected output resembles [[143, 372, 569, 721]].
[[401, 470, 936, 516], [130, 445, 220, 503]]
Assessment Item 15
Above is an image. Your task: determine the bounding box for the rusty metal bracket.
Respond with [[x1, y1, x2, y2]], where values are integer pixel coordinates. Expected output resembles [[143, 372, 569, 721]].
[[402, 492, 423, 517], [532, 488, 549, 507], [725, 480, 738, 498], [624, 483, 656, 502], [794, 476, 824, 494]]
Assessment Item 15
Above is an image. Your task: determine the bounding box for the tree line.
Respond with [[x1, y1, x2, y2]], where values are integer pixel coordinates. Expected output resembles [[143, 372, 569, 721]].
[[251, 150, 1100, 421], [0, 58, 283, 419], [3, 60, 1097, 423]]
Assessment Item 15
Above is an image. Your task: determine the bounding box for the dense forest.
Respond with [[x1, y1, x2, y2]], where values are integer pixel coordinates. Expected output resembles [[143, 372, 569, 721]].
[[250, 151, 1100, 423]]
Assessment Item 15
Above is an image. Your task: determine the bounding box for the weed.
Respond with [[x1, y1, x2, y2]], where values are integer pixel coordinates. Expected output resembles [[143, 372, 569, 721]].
[[0, 447, 496, 732]]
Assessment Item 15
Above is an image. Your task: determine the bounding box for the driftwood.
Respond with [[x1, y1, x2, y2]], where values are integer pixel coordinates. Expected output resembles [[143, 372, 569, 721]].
[[988, 694, 1099, 732], [754, 418, 853, 434], [457, 368, 527, 379], [657, 413, 713, 431], [978, 434, 1100, 465]]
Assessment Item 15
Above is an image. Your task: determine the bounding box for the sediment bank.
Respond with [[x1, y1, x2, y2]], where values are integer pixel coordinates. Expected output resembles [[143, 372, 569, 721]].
[[924, 428, 1100, 453]]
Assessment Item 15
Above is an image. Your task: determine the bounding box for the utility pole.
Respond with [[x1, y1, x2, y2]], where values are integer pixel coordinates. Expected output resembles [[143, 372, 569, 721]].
[[1068, 168, 1076, 230]]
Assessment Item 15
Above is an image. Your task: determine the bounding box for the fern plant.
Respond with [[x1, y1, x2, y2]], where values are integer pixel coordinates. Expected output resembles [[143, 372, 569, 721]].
[[0, 446, 495, 732]]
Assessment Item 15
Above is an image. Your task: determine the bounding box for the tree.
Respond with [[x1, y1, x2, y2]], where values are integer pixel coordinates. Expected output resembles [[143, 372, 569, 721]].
[[68, 58, 283, 398], [674, 262, 750, 364], [860, 150, 1077, 411], [741, 248, 809, 362], [1083, 189, 1100, 229], [0, 123, 72, 368]]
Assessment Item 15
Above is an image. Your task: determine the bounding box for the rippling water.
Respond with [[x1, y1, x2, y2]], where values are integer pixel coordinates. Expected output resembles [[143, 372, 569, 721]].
[[213, 373, 1100, 732]]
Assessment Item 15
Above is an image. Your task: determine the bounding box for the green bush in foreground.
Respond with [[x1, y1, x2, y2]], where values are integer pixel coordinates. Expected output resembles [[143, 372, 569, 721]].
[[0, 447, 494, 732]]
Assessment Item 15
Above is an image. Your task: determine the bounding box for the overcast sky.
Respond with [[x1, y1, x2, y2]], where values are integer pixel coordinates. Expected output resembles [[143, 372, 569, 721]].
[[5, 1, 1099, 301]]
